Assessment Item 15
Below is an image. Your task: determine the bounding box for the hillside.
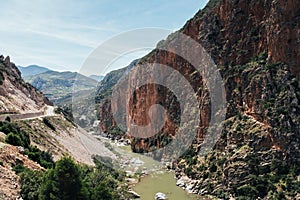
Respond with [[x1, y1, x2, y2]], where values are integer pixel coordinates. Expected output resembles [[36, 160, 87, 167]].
[[0, 56, 115, 163], [89, 74, 104, 81], [0, 56, 52, 114], [95, 0, 300, 199], [24, 70, 98, 104], [17, 65, 51, 78], [0, 140, 44, 200], [0, 56, 117, 199]]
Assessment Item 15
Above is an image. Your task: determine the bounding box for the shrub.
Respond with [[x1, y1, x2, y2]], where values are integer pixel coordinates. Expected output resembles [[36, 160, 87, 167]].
[[39, 157, 83, 200], [55, 106, 74, 122], [43, 118, 56, 131], [13, 163, 26, 174], [185, 166, 194, 177], [18, 156, 129, 200], [19, 169, 44, 200], [209, 163, 217, 173], [237, 185, 258, 197], [0, 121, 19, 134], [0, 122, 30, 148], [5, 132, 24, 146], [215, 189, 230, 200], [25, 146, 54, 169], [271, 159, 289, 175]]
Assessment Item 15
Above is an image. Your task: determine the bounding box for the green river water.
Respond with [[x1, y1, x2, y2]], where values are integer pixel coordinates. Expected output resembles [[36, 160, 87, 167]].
[[100, 138, 204, 200], [133, 172, 199, 200]]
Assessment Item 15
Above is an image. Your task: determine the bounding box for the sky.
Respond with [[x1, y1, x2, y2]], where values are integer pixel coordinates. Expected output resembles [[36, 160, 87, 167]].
[[0, 0, 209, 75]]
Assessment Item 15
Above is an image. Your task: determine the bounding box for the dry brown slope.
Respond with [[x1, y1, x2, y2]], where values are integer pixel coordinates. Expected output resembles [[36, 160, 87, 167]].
[[0, 139, 43, 200]]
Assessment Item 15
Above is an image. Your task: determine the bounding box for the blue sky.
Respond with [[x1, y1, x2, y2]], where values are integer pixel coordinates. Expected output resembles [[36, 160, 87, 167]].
[[0, 0, 208, 75]]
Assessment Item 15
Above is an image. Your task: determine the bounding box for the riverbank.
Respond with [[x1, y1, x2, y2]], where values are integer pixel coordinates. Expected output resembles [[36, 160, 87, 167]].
[[95, 135, 205, 199]]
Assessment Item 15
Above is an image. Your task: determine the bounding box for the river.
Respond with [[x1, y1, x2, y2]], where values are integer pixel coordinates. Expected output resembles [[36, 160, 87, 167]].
[[133, 171, 199, 200], [98, 138, 202, 200]]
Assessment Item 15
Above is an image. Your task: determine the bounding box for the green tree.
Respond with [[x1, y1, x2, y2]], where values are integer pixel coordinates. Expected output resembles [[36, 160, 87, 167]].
[[39, 157, 84, 200], [19, 169, 44, 200]]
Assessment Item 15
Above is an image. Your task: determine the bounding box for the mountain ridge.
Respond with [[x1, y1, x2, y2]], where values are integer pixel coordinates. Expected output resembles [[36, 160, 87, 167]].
[[24, 70, 98, 104], [17, 65, 52, 78]]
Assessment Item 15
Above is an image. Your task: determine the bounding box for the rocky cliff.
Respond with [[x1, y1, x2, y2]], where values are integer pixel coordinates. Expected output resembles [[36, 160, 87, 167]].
[[184, 0, 300, 79], [0, 55, 52, 114], [97, 0, 300, 198]]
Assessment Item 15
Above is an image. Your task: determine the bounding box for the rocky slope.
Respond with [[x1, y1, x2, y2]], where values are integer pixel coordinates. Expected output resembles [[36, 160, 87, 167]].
[[96, 0, 300, 199], [14, 116, 116, 165], [0, 56, 116, 198], [0, 56, 115, 164], [0, 56, 52, 114], [0, 134, 43, 200]]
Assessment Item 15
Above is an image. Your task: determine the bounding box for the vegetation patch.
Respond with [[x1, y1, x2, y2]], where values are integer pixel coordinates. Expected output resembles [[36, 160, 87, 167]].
[[0, 121, 54, 168], [42, 117, 56, 131], [16, 156, 130, 200]]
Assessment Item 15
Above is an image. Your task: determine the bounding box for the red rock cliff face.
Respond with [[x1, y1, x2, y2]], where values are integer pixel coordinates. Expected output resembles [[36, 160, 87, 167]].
[[183, 0, 300, 78], [98, 0, 300, 161], [130, 0, 298, 151], [96, 0, 300, 198]]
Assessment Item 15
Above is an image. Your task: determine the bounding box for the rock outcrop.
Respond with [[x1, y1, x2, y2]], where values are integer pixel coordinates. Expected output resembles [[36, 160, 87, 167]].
[[0, 55, 52, 114], [96, 0, 300, 198]]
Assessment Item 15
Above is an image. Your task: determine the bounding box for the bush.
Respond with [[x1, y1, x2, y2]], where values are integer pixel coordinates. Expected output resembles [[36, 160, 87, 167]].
[[13, 163, 26, 174], [237, 185, 258, 197], [5, 132, 24, 146], [25, 146, 54, 169], [209, 163, 217, 173], [0, 121, 19, 134], [55, 106, 74, 123], [185, 166, 194, 177], [18, 156, 129, 200], [43, 118, 56, 131], [0, 122, 30, 148], [39, 157, 83, 200], [215, 189, 230, 200], [271, 159, 289, 175]]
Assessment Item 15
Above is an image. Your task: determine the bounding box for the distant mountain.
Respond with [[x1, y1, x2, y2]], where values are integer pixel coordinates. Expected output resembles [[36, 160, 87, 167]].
[[17, 65, 51, 77], [24, 71, 98, 104], [67, 60, 139, 131], [89, 75, 104, 82]]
